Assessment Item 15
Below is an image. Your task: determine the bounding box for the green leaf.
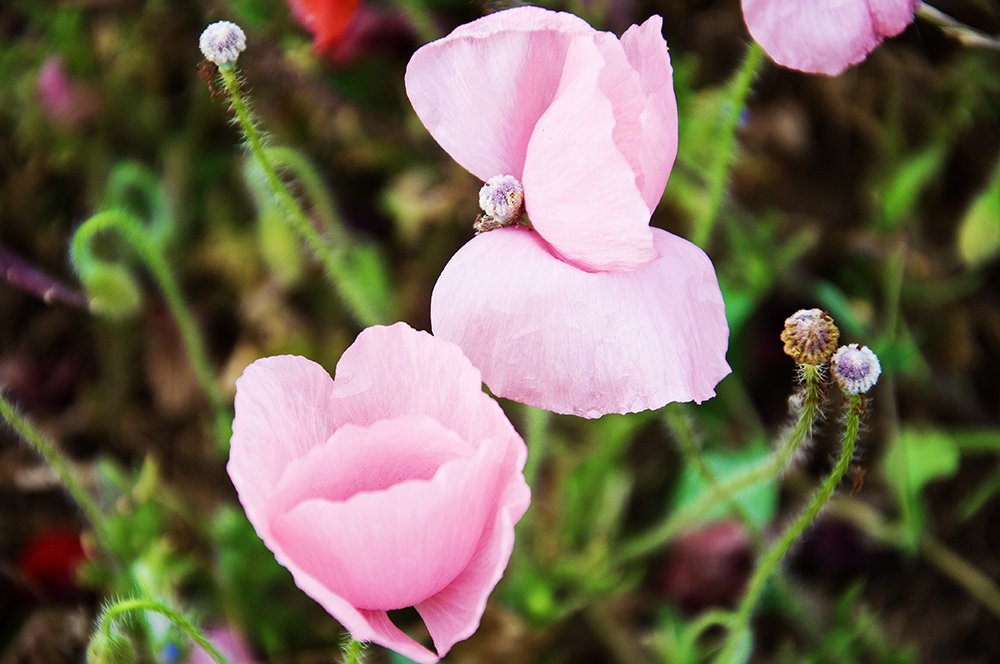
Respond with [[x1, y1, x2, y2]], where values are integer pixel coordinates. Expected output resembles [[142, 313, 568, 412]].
[[875, 146, 946, 230], [882, 428, 960, 548], [957, 176, 1000, 268], [883, 428, 960, 496], [672, 438, 778, 529]]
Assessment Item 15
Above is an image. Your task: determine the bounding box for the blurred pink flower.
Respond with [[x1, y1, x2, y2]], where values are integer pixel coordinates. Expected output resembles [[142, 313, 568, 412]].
[[405, 7, 730, 418], [228, 323, 530, 663], [36, 57, 100, 128], [187, 626, 255, 664], [743, 0, 920, 75]]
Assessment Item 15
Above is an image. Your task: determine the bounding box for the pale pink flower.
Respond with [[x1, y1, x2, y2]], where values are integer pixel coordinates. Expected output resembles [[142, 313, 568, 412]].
[[405, 7, 730, 418], [743, 0, 920, 75], [187, 626, 255, 664], [36, 57, 100, 128], [228, 323, 530, 663]]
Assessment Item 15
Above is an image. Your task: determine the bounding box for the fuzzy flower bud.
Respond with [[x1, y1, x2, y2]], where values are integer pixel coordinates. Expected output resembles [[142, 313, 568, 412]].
[[86, 626, 137, 664], [199, 21, 246, 66], [780, 308, 840, 366], [479, 175, 524, 225], [831, 344, 881, 395]]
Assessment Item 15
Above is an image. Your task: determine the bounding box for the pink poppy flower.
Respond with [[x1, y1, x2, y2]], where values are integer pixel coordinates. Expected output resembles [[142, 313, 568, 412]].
[[405, 7, 730, 418], [743, 0, 920, 75], [228, 323, 530, 663]]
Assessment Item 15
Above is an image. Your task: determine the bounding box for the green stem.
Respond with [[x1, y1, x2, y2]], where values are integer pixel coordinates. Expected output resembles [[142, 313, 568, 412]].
[[71, 211, 230, 448], [394, 0, 439, 45], [0, 390, 113, 554], [617, 366, 823, 563], [663, 403, 758, 539], [662, 404, 822, 641], [522, 406, 551, 489], [216, 63, 384, 328], [342, 639, 364, 664], [691, 40, 765, 248], [98, 598, 231, 664], [712, 393, 863, 663]]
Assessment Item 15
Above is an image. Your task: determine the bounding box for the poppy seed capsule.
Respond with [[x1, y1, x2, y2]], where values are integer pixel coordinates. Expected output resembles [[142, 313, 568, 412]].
[[199, 21, 246, 66], [780, 308, 840, 365], [831, 344, 881, 395], [479, 175, 524, 225]]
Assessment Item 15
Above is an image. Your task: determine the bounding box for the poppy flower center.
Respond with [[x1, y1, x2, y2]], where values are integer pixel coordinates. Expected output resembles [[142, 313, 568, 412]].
[[475, 175, 524, 234]]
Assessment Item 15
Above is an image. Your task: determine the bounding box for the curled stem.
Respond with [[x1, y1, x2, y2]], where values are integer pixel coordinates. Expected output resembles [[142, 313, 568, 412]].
[[216, 63, 386, 328], [712, 393, 863, 663], [96, 598, 231, 664], [0, 390, 113, 554], [71, 210, 229, 448]]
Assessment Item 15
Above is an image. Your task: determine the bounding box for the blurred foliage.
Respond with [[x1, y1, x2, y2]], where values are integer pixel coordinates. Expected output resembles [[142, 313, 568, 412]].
[[1, 0, 1000, 662]]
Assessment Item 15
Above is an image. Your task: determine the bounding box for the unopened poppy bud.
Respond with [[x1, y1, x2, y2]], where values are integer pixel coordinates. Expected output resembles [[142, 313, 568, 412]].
[[831, 344, 881, 395], [86, 626, 137, 664], [478, 175, 524, 226], [780, 309, 840, 366], [199, 21, 246, 66]]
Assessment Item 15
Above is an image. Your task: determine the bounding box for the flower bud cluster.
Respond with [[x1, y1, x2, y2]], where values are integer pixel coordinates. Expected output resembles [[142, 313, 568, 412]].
[[780, 308, 881, 396]]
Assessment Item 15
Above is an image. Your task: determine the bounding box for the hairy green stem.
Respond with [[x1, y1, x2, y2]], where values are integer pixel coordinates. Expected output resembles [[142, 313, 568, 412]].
[[217, 63, 384, 328], [663, 403, 759, 539], [71, 210, 230, 448], [0, 391, 113, 554], [342, 639, 364, 664], [691, 40, 765, 248], [617, 366, 824, 563], [712, 393, 863, 663], [97, 598, 231, 664]]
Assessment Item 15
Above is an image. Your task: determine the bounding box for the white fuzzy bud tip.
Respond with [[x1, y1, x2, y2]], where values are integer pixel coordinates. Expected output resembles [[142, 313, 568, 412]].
[[200, 21, 246, 65], [479, 175, 524, 224], [831, 344, 881, 395]]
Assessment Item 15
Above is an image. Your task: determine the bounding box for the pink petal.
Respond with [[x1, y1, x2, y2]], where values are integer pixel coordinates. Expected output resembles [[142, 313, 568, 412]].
[[523, 35, 656, 272], [404, 7, 592, 183], [328, 324, 521, 455], [431, 227, 731, 418], [228, 323, 530, 663], [743, 0, 918, 75], [869, 0, 921, 37], [416, 483, 527, 657], [619, 16, 678, 212], [269, 418, 508, 610], [228, 355, 338, 531]]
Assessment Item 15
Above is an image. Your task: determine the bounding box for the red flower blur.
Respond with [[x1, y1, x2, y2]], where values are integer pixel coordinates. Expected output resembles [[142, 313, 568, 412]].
[[288, 0, 361, 53]]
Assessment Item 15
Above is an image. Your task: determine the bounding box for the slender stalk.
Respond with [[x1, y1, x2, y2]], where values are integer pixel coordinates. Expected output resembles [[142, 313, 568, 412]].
[[342, 639, 364, 664], [394, 0, 439, 45], [216, 63, 385, 328], [71, 211, 229, 448], [97, 598, 231, 664], [828, 497, 1000, 622], [663, 403, 758, 540], [0, 390, 113, 554], [617, 366, 823, 562], [691, 41, 765, 248], [711, 393, 863, 663], [522, 406, 551, 489]]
